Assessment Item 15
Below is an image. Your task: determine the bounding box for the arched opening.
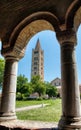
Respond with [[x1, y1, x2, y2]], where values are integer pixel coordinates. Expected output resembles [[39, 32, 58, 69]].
[[0, 40, 2, 58], [0, 40, 4, 94], [18, 30, 60, 82], [76, 24, 81, 96], [0, 17, 61, 126], [0, 2, 81, 129], [73, 6, 81, 95], [14, 20, 54, 52], [17, 29, 61, 122], [0, 40, 2, 94]]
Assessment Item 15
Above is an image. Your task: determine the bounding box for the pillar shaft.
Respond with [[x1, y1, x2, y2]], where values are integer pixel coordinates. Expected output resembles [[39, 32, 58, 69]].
[[0, 57, 18, 121], [61, 43, 80, 117], [56, 29, 81, 129]]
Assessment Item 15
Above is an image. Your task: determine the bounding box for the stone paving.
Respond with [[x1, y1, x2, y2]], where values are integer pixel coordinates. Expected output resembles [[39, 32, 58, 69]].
[[0, 120, 58, 130]]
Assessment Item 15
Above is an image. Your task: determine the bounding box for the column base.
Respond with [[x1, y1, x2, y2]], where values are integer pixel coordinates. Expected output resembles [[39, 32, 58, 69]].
[[58, 116, 81, 130], [0, 112, 17, 121]]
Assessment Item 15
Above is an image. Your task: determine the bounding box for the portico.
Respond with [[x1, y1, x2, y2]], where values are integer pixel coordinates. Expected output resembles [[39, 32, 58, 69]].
[[0, 1, 81, 129]]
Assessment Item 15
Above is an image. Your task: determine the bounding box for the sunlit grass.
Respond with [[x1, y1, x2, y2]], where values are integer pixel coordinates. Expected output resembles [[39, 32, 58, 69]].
[[16, 99, 62, 122], [16, 99, 49, 108]]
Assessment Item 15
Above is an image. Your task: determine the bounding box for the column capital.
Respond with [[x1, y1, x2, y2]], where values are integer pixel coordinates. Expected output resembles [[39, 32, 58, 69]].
[[2, 46, 25, 61], [56, 29, 77, 45], [5, 56, 19, 61]]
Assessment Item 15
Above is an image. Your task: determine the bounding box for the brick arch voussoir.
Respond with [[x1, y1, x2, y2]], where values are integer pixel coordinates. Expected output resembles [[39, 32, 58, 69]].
[[14, 20, 54, 54], [66, 0, 81, 30], [74, 6, 81, 32], [9, 11, 60, 49]]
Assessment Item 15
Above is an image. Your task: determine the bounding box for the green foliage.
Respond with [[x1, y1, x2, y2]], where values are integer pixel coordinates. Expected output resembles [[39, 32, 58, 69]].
[[0, 58, 5, 88], [17, 74, 28, 92], [16, 92, 23, 100], [46, 82, 58, 97], [16, 75, 58, 100], [80, 94, 81, 99], [31, 75, 46, 96], [31, 75, 40, 84], [16, 74, 32, 100]]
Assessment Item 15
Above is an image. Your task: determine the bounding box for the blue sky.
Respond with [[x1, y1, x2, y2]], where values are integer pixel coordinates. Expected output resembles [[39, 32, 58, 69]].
[[0, 25, 81, 84], [18, 30, 60, 82]]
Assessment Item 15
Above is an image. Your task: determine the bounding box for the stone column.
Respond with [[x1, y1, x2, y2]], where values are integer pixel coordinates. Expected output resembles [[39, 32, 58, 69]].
[[56, 29, 81, 130], [0, 56, 18, 121]]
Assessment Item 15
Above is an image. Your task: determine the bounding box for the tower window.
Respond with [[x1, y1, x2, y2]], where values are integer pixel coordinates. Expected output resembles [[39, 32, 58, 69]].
[[34, 51, 38, 54], [34, 62, 37, 65], [34, 67, 37, 70], [34, 57, 38, 60], [34, 72, 37, 75]]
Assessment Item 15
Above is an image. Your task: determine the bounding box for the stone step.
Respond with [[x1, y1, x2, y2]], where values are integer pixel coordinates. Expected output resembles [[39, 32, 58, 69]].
[[0, 120, 58, 130], [0, 125, 58, 130]]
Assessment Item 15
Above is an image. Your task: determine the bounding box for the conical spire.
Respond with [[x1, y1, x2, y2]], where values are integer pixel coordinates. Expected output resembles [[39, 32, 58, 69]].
[[35, 38, 41, 50]]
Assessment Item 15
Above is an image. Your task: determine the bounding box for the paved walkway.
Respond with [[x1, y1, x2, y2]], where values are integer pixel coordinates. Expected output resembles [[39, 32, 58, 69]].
[[16, 104, 49, 112]]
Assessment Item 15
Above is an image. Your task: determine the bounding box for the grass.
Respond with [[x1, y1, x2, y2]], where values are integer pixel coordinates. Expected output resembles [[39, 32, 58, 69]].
[[16, 99, 50, 108], [16, 99, 62, 122]]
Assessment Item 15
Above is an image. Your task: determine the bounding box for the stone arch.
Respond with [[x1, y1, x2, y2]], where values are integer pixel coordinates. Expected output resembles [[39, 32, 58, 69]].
[[9, 11, 59, 48], [65, 0, 81, 29], [5, 11, 59, 59], [74, 7, 81, 32], [13, 19, 54, 58]]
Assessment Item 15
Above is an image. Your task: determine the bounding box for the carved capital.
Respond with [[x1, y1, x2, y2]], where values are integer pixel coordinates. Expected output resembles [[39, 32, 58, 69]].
[[56, 29, 77, 45], [1, 46, 25, 60], [12, 46, 25, 60]]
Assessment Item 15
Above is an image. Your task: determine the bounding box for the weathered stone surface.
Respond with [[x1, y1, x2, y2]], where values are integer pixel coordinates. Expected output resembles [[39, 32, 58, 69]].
[[0, 120, 58, 130], [57, 30, 81, 129], [0, 0, 74, 38], [0, 0, 80, 50], [0, 126, 57, 130], [0, 1, 81, 130], [0, 58, 18, 121]]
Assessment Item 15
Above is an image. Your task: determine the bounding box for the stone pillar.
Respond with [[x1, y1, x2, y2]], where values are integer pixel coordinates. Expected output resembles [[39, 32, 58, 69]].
[[0, 56, 18, 121], [56, 29, 81, 130]]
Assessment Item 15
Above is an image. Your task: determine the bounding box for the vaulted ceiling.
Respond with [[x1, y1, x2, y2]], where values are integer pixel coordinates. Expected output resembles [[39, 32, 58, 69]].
[[0, 0, 81, 57]]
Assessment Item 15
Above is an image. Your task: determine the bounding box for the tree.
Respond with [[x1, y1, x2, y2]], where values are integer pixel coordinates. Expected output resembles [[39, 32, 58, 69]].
[[31, 75, 40, 85], [0, 58, 5, 88], [16, 74, 58, 100], [46, 82, 58, 97], [17, 74, 28, 93], [31, 75, 46, 96], [16, 74, 32, 100]]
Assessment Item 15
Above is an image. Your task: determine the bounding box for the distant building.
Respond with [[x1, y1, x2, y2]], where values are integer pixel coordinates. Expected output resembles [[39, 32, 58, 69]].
[[31, 39, 44, 81], [51, 78, 81, 98], [51, 77, 61, 87], [51, 77, 62, 97]]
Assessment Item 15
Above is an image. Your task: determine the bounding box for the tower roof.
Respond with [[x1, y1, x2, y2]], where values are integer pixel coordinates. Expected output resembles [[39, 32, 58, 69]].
[[35, 39, 41, 50]]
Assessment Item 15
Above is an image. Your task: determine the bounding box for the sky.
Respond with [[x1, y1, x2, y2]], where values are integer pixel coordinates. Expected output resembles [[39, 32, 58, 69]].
[[0, 25, 81, 84], [18, 30, 60, 82]]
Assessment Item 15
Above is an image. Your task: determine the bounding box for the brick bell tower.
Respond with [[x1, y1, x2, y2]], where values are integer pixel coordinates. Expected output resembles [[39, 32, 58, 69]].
[[31, 39, 44, 81]]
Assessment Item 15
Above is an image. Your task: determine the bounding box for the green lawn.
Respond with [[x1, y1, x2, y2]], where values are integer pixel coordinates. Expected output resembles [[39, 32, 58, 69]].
[[16, 99, 62, 122], [16, 99, 50, 108]]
